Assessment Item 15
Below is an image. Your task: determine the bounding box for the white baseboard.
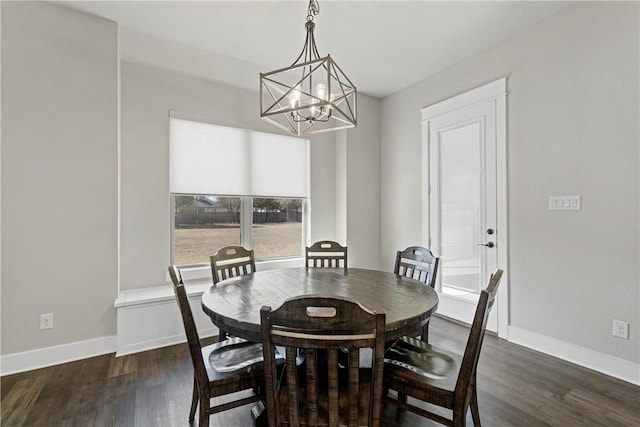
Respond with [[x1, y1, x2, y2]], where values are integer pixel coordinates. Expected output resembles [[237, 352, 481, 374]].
[[0, 335, 116, 376], [508, 326, 640, 385]]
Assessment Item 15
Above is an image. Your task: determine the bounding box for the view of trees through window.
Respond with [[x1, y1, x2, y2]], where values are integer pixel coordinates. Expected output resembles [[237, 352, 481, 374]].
[[173, 195, 303, 265]]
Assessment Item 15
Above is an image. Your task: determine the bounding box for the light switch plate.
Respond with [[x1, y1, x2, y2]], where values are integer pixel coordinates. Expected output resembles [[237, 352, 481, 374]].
[[549, 195, 581, 211]]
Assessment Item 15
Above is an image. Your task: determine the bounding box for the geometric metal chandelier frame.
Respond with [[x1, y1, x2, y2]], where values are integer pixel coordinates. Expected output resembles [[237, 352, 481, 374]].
[[260, 0, 357, 136]]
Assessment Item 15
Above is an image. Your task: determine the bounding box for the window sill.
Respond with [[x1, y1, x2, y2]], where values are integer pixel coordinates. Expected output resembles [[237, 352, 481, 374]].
[[114, 279, 211, 308]]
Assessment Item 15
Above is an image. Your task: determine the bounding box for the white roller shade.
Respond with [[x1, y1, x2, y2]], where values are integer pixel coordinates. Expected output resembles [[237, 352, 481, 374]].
[[170, 118, 309, 198]]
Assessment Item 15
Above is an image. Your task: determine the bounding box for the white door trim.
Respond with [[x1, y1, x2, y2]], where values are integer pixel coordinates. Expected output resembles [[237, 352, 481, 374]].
[[421, 78, 509, 339]]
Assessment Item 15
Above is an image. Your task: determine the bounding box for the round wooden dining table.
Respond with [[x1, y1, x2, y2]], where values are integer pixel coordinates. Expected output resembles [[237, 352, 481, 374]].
[[201, 267, 439, 343]]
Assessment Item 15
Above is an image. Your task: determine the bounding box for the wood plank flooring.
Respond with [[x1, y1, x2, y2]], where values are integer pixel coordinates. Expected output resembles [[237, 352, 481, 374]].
[[2, 317, 639, 426]]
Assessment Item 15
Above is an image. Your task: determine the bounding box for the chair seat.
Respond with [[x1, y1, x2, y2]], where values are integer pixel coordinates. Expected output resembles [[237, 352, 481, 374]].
[[208, 337, 267, 372], [203, 337, 284, 383], [384, 336, 462, 406]]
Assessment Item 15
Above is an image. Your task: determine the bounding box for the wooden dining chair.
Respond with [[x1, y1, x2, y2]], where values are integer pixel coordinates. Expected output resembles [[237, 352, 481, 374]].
[[210, 245, 256, 284], [394, 246, 439, 341], [305, 240, 348, 268], [210, 245, 256, 341], [394, 246, 439, 287], [169, 265, 269, 427], [260, 295, 386, 427], [383, 269, 503, 427]]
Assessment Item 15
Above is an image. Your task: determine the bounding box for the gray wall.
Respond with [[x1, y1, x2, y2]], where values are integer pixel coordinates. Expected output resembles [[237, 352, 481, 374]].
[[380, 2, 639, 363], [345, 96, 381, 269], [335, 95, 382, 269], [120, 61, 342, 290], [1, 2, 118, 354]]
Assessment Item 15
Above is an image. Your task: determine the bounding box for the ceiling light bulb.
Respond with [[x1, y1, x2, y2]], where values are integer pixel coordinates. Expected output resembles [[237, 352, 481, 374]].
[[315, 83, 326, 101], [289, 86, 301, 108]]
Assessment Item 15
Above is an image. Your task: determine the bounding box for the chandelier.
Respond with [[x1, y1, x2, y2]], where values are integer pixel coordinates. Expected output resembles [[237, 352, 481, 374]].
[[260, 0, 357, 136]]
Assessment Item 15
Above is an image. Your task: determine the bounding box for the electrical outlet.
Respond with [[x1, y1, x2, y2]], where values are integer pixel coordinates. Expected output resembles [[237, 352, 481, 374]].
[[40, 313, 54, 330], [612, 320, 628, 339]]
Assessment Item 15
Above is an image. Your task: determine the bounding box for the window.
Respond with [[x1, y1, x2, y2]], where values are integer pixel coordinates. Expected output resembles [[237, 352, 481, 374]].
[[172, 195, 304, 265], [173, 195, 241, 265], [170, 117, 309, 266], [252, 197, 303, 260]]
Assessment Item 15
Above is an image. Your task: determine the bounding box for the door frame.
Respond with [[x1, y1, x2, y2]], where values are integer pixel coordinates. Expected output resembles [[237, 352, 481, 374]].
[[421, 78, 508, 339]]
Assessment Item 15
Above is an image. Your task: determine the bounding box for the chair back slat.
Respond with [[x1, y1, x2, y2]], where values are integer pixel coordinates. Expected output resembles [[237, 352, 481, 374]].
[[306, 241, 348, 268], [284, 345, 300, 426], [261, 296, 385, 427], [306, 348, 319, 425], [348, 349, 360, 425], [327, 349, 339, 427]]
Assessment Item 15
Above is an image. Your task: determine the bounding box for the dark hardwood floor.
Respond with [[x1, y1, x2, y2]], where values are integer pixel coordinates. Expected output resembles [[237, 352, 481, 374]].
[[2, 317, 639, 426]]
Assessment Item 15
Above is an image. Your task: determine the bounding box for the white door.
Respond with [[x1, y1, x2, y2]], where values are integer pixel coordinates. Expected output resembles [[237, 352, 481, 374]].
[[421, 79, 507, 335]]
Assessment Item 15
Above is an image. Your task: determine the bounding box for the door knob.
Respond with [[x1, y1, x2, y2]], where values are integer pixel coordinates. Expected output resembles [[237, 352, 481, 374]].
[[478, 242, 495, 248]]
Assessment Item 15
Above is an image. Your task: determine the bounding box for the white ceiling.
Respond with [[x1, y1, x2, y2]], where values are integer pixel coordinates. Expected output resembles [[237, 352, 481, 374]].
[[61, 1, 575, 98]]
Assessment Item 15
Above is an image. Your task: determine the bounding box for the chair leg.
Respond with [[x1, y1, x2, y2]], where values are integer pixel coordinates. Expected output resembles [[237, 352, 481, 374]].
[[470, 385, 481, 426], [452, 408, 466, 427], [189, 375, 198, 421], [199, 395, 210, 427], [420, 319, 430, 342], [217, 328, 227, 342]]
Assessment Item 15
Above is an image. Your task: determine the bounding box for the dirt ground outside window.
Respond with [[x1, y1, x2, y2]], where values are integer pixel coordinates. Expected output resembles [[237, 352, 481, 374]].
[[174, 222, 302, 265]]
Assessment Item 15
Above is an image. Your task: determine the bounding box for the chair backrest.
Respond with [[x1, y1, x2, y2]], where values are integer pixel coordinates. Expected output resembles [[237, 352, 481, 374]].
[[168, 266, 208, 393], [305, 240, 348, 268], [456, 269, 503, 398], [393, 246, 439, 288], [210, 245, 256, 284], [261, 296, 385, 427]]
